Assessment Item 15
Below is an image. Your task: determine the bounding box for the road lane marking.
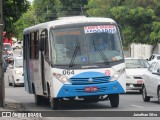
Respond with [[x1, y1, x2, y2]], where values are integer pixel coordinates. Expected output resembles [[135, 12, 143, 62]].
[[131, 105, 144, 108]]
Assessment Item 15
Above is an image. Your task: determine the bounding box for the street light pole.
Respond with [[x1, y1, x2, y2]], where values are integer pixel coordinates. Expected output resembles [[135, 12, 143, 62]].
[[0, 0, 4, 107]]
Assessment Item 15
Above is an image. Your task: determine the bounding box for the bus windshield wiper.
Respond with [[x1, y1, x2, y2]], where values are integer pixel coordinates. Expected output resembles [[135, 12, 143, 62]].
[[92, 39, 109, 65], [69, 45, 80, 67], [97, 48, 109, 65]]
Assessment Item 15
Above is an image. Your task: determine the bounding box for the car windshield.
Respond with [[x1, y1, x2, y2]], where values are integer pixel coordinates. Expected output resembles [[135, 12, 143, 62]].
[[15, 58, 23, 68], [50, 25, 124, 66], [125, 59, 150, 68], [3, 44, 12, 51]]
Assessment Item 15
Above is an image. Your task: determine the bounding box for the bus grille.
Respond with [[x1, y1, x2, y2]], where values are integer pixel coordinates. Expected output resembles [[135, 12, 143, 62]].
[[70, 76, 111, 85]]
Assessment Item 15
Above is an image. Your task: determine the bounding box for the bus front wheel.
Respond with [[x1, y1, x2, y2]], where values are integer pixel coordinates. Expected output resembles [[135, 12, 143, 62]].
[[50, 98, 59, 110], [35, 94, 43, 105], [109, 94, 119, 108]]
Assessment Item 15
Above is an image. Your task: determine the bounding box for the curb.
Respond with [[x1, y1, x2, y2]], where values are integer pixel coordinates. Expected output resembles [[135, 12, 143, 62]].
[[4, 99, 25, 111]]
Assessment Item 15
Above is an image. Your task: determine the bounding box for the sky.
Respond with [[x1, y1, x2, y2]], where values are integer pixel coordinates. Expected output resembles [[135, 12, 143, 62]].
[[28, 0, 34, 3]]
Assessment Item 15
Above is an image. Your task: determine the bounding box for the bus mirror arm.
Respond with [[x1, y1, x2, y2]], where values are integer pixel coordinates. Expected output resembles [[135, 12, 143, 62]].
[[118, 24, 124, 45], [40, 38, 44, 51]]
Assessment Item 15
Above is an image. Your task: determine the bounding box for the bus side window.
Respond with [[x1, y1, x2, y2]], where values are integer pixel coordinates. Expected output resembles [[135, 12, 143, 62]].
[[35, 31, 39, 59], [43, 30, 49, 63], [23, 34, 26, 60], [31, 32, 35, 59]]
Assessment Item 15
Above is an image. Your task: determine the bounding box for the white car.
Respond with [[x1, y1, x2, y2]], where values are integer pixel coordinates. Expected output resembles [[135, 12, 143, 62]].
[[12, 41, 22, 49], [125, 58, 150, 92], [147, 54, 160, 65], [8, 56, 24, 87], [142, 62, 160, 103]]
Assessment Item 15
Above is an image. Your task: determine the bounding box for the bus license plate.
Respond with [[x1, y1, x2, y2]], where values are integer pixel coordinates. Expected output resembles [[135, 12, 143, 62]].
[[137, 80, 143, 84], [84, 86, 98, 92]]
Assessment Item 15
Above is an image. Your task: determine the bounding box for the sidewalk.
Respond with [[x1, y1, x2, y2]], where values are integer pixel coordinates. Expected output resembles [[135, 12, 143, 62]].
[[0, 100, 43, 120], [0, 99, 24, 111]]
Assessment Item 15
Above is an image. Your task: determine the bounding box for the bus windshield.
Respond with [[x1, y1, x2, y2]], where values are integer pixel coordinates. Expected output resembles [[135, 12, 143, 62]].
[[50, 25, 124, 66]]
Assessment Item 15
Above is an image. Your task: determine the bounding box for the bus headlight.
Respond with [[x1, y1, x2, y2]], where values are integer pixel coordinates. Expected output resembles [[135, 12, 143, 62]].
[[109, 73, 120, 81], [109, 68, 125, 81], [53, 72, 69, 84], [60, 77, 68, 83]]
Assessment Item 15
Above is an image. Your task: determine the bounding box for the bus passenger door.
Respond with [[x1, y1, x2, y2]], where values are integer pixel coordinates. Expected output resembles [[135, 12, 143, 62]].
[[24, 34, 32, 93], [40, 30, 48, 94]]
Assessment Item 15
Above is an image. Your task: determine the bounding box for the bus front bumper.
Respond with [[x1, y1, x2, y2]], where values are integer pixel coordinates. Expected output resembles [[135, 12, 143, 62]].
[[57, 81, 125, 98]]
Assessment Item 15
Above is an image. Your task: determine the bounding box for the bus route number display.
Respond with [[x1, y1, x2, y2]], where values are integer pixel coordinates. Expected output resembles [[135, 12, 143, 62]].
[[84, 25, 117, 34]]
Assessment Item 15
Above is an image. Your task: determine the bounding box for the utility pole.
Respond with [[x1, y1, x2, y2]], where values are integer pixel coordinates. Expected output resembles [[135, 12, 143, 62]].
[[0, 0, 4, 107]]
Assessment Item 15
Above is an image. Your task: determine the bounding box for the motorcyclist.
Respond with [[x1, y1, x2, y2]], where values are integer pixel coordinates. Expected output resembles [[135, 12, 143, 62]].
[[3, 48, 9, 63]]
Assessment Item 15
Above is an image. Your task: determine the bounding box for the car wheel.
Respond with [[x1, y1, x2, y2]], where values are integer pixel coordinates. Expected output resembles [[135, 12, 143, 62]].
[[157, 87, 160, 104], [139, 89, 142, 93], [13, 81, 16, 87], [12, 77, 16, 87], [109, 94, 119, 108], [142, 85, 150, 102], [8, 76, 12, 86], [9, 82, 12, 86], [50, 98, 59, 110]]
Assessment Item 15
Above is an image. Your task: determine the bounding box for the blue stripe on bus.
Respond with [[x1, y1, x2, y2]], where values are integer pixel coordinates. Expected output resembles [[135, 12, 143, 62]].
[[57, 81, 125, 98], [71, 71, 106, 78], [69, 71, 111, 85]]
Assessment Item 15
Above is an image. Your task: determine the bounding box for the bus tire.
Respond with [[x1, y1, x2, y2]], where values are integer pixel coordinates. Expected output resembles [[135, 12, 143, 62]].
[[142, 85, 150, 102], [35, 94, 43, 105], [157, 86, 160, 104], [50, 98, 59, 110], [109, 94, 119, 108]]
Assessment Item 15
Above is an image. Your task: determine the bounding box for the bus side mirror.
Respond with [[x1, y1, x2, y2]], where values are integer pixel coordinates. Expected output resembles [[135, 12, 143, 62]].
[[40, 37, 44, 51], [118, 24, 124, 45]]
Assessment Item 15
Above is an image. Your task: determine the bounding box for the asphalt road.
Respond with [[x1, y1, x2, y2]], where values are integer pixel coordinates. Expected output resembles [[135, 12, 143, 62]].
[[4, 75, 160, 111], [3, 49, 160, 119]]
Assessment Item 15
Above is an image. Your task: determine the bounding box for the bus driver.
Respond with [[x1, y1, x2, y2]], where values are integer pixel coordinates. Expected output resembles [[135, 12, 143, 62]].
[[91, 37, 108, 52]]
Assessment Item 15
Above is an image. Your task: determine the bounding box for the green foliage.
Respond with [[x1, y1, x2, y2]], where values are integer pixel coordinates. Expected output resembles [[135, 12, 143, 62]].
[[14, 8, 35, 40], [14, 0, 160, 46], [14, 0, 88, 39], [3, 0, 30, 35], [56, 0, 88, 16], [86, 0, 160, 45]]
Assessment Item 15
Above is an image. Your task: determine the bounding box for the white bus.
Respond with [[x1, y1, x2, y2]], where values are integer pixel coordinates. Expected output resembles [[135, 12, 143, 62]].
[[23, 16, 126, 110]]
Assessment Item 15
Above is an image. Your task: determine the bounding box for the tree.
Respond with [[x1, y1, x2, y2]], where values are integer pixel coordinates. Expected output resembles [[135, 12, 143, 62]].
[[14, 0, 88, 39], [3, 0, 30, 36], [55, 0, 88, 16], [86, 0, 160, 46], [32, 0, 64, 23], [14, 8, 35, 40], [32, 0, 88, 22]]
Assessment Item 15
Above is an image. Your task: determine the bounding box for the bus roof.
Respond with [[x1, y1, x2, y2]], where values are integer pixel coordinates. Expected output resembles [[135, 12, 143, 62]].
[[23, 16, 116, 33]]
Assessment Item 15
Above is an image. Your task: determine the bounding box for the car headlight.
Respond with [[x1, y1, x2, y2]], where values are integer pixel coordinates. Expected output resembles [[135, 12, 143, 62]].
[[15, 70, 21, 74], [126, 75, 131, 79], [109, 68, 125, 81], [53, 72, 70, 84]]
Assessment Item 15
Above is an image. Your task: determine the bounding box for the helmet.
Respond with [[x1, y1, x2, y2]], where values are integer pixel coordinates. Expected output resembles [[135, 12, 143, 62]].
[[4, 48, 8, 51]]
